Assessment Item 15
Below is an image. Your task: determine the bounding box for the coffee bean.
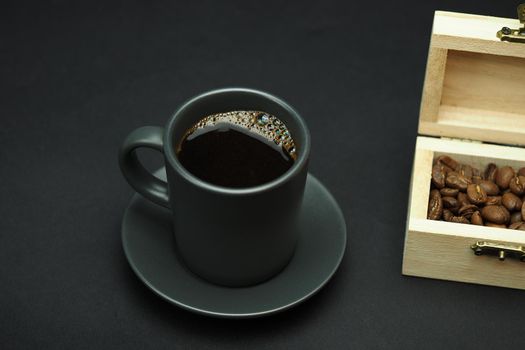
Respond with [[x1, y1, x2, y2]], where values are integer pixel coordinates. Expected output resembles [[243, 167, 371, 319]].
[[458, 204, 478, 219], [478, 180, 499, 196], [457, 164, 473, 179], [510, 211, 523, 224], [466, 184, 487, 205], [496, 166, 515, 190], [485, 222, 507, 229], [442, 209, 468, 223], [431, 163, 446, 189], [427, 189, 443, 220], [472, 175, 482, 184], [502, 192, 522, 211], [440, 188, 458, 197], [443, 209, 453, 221], [449, 216, 470, 224], [471, 211, 483, 226], [484, 163, 498, 182], [509, 175, 525, 196], [457, 192, 471, 207], [442, 196, 458, 210], [518, 167, 525, 177], [453, 217, 470, 224], [436, 155, 459, 171], [446, 172, 471, 191], [485, 196, 502, 206], [481, 205, 510, 225], [508, 221, 525, 230]]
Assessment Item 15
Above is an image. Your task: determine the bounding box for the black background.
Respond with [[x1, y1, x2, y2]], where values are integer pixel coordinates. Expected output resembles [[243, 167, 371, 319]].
[[2, 1, 523, 349]]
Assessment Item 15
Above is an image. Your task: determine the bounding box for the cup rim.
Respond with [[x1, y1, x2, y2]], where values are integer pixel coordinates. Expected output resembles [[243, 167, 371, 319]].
[[164, 87, 311, 196]]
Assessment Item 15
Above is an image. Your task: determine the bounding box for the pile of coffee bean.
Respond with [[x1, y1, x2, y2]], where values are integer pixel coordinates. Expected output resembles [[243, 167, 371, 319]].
[[428, 155, 525, 230]]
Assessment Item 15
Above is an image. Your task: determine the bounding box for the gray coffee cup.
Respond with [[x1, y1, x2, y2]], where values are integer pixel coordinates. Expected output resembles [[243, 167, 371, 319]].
[[119, 88, 310, 287]]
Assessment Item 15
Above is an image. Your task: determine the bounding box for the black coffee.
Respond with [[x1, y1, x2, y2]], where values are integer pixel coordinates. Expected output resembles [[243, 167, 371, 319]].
[[176, 110, 297, 188]]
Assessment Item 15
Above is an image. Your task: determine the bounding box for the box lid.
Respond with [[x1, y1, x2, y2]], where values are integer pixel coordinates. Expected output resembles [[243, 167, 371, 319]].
[[418, 10, 525, 146]]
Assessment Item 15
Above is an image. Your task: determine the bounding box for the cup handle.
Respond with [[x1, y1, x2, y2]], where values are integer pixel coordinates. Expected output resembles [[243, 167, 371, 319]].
[[119, 126, 170, 208]]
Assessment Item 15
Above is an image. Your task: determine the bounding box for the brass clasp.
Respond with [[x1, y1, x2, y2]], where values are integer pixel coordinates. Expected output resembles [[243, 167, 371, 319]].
[[497, 4, 525, 43], [471, 241, 525, 262]]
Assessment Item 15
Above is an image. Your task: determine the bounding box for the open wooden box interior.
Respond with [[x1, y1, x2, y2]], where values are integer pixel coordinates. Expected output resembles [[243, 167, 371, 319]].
[[406, 137, 525, 289], [403, 11, 525, 289], [418, 11, 525, 145]]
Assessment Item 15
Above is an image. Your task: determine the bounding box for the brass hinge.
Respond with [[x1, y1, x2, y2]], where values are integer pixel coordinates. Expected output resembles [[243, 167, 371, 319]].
[[497, 4, 525, 43], [471, 241, 525, 262]]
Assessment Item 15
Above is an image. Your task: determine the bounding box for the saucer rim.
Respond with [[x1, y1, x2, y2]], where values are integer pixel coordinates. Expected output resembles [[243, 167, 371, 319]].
[[122, 171, 346, 319]]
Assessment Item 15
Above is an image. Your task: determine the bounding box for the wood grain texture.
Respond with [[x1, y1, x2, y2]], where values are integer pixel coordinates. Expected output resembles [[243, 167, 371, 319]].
[[418, 11, 525, 146], [418, 48, 447, 123], [442, 51, 525, 117], [408, 147, 433, 221], [403, 136, 525, 290]]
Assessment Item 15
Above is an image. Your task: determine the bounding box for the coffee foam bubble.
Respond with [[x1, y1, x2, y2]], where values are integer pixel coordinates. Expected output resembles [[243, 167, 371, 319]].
[[183, 110, 297, 160]]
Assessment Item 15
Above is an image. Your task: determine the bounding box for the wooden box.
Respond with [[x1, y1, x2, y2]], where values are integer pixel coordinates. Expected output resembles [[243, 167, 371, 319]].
[[402, 10, 525, 290]]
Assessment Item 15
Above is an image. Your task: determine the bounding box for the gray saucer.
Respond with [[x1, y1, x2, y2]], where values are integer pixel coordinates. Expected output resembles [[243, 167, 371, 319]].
[[122, 169, 347, 318]]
